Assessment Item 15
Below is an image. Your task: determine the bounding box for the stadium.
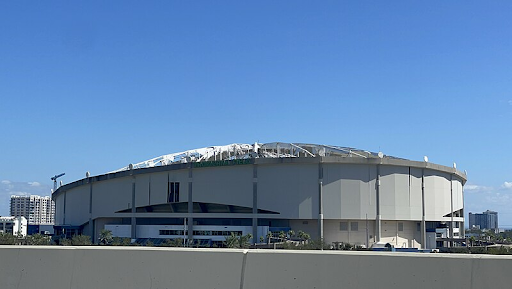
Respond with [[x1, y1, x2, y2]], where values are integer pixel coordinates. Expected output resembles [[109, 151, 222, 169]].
[[52, 142, 466, 249]]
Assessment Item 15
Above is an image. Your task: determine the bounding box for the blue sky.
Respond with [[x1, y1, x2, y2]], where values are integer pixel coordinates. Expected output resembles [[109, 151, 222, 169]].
[[1, 1, 511, 225]]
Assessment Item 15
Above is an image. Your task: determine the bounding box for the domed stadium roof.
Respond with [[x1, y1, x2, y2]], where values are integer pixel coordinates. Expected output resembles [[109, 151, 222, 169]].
[[111, 142, 400, 173]]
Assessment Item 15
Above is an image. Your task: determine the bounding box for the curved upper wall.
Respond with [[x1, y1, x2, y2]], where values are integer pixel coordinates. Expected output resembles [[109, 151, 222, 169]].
[[53, 154, 467, 199]]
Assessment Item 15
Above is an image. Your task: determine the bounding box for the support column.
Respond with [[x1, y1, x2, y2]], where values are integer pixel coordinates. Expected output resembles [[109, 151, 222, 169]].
[[131, 179, 136, 240], [450, 174, 454, 247], [375, 165, 381, 242], [63, 191, 66, 225], [421, 169, 426, 249], [318, 163, 324, 243], [252, 164, 258, 244], [88, 180, 93, 243], [461, 185, 465, 240], [187, 164, 193, 245]]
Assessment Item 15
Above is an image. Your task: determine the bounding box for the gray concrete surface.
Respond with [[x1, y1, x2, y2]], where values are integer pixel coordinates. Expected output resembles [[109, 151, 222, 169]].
[[1, 246, 511, 289], [0, 246, 244, 289]]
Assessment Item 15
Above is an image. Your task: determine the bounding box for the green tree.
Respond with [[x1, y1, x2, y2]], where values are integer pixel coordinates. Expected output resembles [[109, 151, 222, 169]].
[[297, 230, 310, 244], [278, 231, 286, 242], [59, 238, 72, 246], [70, 235, 92, 246], [288, 230, 295, 239], [161, 238, 184, 247], [484, 230, 496, 242], [0, 232, 17, 245], [112, 237, 131, 246], [98, 229, 113, 245], [266, 231, 273, 244], [469, 236, 476, 247], [26, 233, 51, 245], [224, 233, 253, 248], [224, 232, 240, 248], [239, 233, 253, 248]]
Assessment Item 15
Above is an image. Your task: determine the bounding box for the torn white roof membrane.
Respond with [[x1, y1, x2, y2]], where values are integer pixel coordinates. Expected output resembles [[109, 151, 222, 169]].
[[110, 142, 392, 173]]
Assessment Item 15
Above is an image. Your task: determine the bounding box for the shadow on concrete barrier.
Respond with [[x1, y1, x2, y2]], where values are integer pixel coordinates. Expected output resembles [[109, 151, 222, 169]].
[[1, 246, 512, 289]]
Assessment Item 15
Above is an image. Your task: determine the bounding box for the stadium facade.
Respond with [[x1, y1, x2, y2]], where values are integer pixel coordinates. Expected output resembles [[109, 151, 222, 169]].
[[52, 142, 466, 248]]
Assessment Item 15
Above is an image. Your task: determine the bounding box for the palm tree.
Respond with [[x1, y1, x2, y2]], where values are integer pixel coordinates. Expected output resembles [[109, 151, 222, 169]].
[[225, 233, 253, 248], [469, 236, 476, 247], [302, 232, 311, 244], [278, 231, 286, 242], [297, 230, 310, 244], [98, 229, 113, 245], [266, 231, 273, 245], [239, 233, 253, 248], [224, 232, 240, 248]]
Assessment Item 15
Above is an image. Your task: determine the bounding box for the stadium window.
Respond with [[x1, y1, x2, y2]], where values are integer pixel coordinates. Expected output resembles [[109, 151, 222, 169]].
[[340, 222, 348, 231], [351, 222, 358, 232], [168, 182, 180, 203], [398, 222, 404, 232]]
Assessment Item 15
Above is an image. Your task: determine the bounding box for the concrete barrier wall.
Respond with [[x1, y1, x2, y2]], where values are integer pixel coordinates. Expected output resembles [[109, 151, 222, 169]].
[[0, 246, 244, 289], [1, 246, 512, 289]]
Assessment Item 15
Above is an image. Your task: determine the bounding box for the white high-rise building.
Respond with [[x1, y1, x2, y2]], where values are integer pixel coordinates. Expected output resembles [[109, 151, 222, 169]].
[[0, 216, 27, 236], [10, 195, 55, 225]]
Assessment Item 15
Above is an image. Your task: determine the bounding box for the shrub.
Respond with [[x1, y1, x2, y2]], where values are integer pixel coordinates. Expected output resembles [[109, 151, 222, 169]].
[[26, 233, 51, 245], [0, 233, 17, 245]]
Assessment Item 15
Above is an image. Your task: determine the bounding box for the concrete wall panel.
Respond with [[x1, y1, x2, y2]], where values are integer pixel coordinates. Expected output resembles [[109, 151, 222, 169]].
[[169, 170, 190, 202], [193, 165, 253, 208], [424, 170, 451, 221], [135, 174, 150, 207], [258, 164, 318, 219], [323, 164, 376, 220], [65, 185, 90, 225], [242, 250, 512, 289], [135, 170, 190, 206], [54, 192, 65, 224], [148, 172, 168, 205], [2, 247, 510, 289], [289, 219, 318, 240], [453, 179, 463, 213], [0, 247, 244, 289], [409, 168, 423, 220], [91, 178, 132, 217], [379, 165, 398, 219], [324, 219, 375, 246]]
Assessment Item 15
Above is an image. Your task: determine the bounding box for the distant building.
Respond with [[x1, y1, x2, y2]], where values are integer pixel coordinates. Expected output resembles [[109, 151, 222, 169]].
[[27, 224, 55, 236], [469, 210, 498, 231], [0, 216, 27, 237], [10, 195, 55, 225]]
